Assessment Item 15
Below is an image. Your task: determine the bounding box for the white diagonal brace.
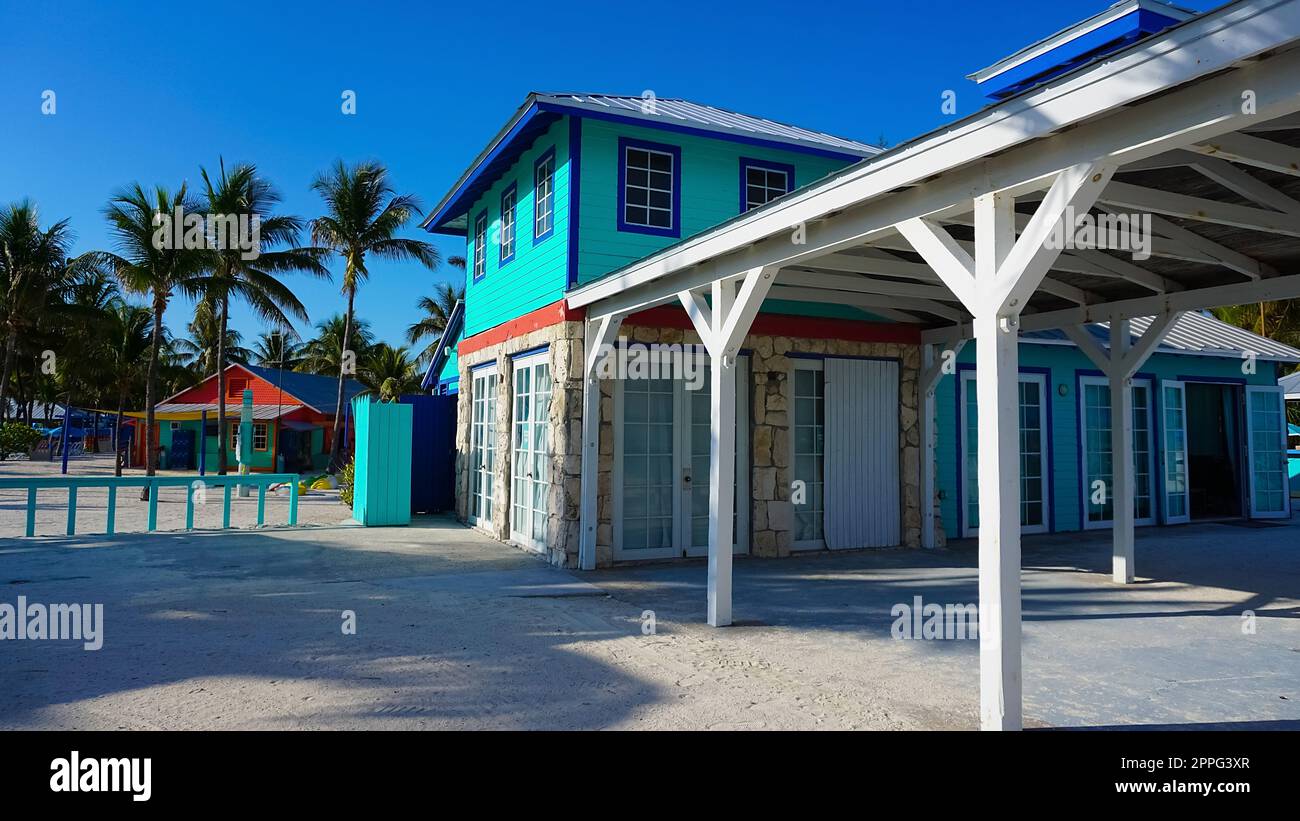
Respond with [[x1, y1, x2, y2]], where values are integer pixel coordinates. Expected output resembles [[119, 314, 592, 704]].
[[1062, 324, 1114, 376], [678, 289, 715, 355], [719, 266, 778, 356], [1100, 181, 1300, 237], [991, 162, 1116, 316], [1186, 154, 1300, 215], [896, 218, 978, 311], [1115, 311, 1181, 379]]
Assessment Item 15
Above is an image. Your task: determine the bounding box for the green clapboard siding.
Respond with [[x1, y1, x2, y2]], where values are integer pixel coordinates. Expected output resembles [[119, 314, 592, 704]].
[[574, 118, 879, 321], [462, 117, 572, 338], [351, 399, 413, 526], [934, 342, 1280, 538]]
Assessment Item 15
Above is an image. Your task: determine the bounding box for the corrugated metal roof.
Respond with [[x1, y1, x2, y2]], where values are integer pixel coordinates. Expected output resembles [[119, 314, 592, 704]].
[[153, 403, 303, 420], [1023, 311, 1300, 362], [535, 93, 882, 157], [1279, 370, 1300, 397]]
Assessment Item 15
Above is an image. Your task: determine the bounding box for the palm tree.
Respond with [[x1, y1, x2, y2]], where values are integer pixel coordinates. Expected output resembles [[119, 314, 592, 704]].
[[102, 183, 206, 492], [309, 160, 439, 471], [99, 300, 152, 474], [407, 261, 466, 365], [299, 313, 374, 376], [172, 297, 251, 376], [199, 159, 330, 473], [0, 201, 78, 421], [360, 343, 421, 402], [253, 329, 304, 370]]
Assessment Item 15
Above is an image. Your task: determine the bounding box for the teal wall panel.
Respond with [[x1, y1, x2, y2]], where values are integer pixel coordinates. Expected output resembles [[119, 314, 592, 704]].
[[352, 399, 413, 526], [462, 117, 571, 338]]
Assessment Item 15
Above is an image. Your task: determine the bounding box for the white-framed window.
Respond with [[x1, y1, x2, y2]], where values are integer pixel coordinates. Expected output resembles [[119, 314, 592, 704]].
[[741, 160, 792, 211], [791, 360, 826, 547], [470, 365, 497, 527], [959, 370, 1050, 536], [1079, 376, 1156, 528], [619, 139, 679, 234], [533, 150, 555, 240], [510, 351, 551, 552], [252, 422, 269, 452], [499, 185, 516, 264], [472, 212, 487, 281]]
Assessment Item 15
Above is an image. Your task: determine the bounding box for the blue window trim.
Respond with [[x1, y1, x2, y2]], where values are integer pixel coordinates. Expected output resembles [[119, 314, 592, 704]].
[[472, 210, 488, 283], [738, 157, 795, 213], [616, 136, 682, 238], [499, 183, 517, 267], [533, 146, 557, 245]]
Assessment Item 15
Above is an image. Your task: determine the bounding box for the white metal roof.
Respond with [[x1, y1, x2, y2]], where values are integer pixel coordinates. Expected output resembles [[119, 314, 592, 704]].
[[535, 93, 883, 157], [154, 403, 303, 420], [1280, 369, 1300, 396], [1024, 311, 1300, 362]]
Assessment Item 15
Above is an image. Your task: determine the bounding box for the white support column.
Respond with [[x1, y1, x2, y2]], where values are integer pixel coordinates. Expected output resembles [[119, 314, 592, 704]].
[[578, 313, 624, 571], [1109, 318, 1135, 585], [920, 338, 967, 548], [707, 277, 737, 627], [973, 190, 1022, 732], [703, 267, 776, 627]]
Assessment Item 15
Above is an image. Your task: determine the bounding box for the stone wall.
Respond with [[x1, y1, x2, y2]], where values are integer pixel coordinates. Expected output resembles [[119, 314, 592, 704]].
[[454, 320, 586, 568], [456, 317, 938, 568]]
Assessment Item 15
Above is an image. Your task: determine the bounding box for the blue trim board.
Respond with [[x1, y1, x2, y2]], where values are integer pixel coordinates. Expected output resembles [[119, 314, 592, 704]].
[[499, 182, 517, 267], [509, 343, 551, 360], [738, 156, 795, 214], [616, 135, 683, 238], [533, 145, 557, 246], [566, 117, 582, 287]]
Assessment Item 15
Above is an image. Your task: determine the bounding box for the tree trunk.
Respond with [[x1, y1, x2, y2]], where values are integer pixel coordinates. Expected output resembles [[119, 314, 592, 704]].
[[216, 297, 229, 475], [140, 295, 166, 501], [327, 288, 355, 473], [0, 326, 18, 424], [114, 392, 125, 477]]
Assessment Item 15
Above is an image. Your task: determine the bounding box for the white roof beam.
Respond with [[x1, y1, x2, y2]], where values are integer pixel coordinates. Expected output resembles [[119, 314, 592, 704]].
[[1185, 153, 1300, 214], [1190, 132, 1300, 177], [1098, 181, 1300, 237], [768, 285, 966, 322]]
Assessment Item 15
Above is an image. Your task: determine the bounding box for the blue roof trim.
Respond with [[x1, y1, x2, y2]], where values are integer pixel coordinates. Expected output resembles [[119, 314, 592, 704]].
[[977, 8, 1185, 100], [420, 299, 465, 391]]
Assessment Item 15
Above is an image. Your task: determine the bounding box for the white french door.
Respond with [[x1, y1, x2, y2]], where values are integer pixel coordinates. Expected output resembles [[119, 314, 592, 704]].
[[1080, 376, 1156, 528], [469, 364, 497, 528], [614, 353, 748, 561], [959, 370, 1050, 537], [510, 351, 551, 551], [1245, 385, 1290, 518], [1160, 380, 1190, 524]]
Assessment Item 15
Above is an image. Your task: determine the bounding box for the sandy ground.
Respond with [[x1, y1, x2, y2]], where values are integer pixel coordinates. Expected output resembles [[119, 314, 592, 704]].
[[1, 506, 1297, 730], [0, 454, 352, 537]]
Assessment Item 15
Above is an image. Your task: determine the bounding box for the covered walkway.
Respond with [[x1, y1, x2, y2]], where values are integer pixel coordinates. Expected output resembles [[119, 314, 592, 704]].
[[567, 0, 1300, 728]]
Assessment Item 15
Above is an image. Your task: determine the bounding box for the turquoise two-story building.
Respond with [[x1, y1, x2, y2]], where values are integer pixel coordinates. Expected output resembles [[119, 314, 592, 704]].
[[421, 87, 1298, 568]]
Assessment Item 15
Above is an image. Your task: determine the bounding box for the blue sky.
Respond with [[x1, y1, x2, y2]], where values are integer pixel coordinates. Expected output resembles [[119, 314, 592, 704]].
[[0, 0, 1222, 349]]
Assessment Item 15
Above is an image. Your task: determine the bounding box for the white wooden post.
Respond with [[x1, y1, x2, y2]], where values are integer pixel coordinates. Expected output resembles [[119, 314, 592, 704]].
[[578, 313, 623, 571], [1109, 318, 1136, 584], [973, 189, 1023, 732]]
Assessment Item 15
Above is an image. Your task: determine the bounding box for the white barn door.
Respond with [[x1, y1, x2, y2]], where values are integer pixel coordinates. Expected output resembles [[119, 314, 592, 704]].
[[823, 358, 900, 548]]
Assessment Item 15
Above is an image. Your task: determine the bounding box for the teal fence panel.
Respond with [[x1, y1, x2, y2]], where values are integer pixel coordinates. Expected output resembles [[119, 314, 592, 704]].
[[352, 399, 413, 526]]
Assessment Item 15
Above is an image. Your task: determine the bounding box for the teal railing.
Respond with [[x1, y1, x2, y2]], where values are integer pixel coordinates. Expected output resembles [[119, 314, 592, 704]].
[[0, 474, 300, 537]]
